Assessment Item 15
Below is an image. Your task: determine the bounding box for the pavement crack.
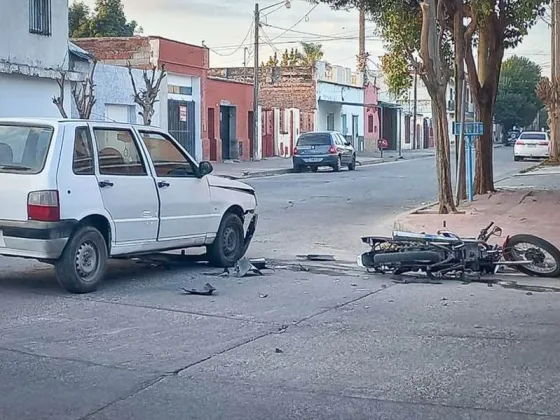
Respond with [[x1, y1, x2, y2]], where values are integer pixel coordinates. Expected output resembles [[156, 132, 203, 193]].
[[78, 374, 167, 420], [0, 345, 142, 373], [294, 284, 395, 326]]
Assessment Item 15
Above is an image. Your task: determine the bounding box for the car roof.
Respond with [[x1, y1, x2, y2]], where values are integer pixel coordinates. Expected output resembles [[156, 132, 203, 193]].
[[299, 131, 336, 135], [0, 118, 160, 130]]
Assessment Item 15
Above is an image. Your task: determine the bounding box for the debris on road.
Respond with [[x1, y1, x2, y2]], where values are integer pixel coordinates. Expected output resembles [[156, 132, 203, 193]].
[[297, 264, 310, 272], [235, 257, 264, 277], [181, 283, 216, 296], [259, 293, 268, 298], [297, 254, 336, 262], [275, 348, 283, 353]]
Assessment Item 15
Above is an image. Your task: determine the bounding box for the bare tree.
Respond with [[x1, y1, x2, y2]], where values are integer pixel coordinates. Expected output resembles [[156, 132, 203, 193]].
[[72, 60, 97, 119], [127, 63, 167, 125], [52, 72, 68, 118]]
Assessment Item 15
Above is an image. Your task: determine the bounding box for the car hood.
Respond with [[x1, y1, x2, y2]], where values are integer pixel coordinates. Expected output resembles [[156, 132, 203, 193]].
[[206, 175, 255, 194]]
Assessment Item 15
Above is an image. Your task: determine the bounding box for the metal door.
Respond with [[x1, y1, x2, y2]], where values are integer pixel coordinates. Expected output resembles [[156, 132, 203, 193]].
[[168, 100, 195, 156], [208, 108, 217, 161]]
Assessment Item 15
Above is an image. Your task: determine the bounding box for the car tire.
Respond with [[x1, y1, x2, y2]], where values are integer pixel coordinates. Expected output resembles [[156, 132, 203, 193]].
[[348, 155, 357, 170], [311, 167, 319, 172], [514, 156, 522, 161], [54, 225, 108, 294], [333, 156, 342, 172], [207, 212, 245, 268], [293, 164, 302, 173]]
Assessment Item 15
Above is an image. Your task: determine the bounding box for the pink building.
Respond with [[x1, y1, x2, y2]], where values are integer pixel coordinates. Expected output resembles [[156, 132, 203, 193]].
[[364, 83, 380, 152]]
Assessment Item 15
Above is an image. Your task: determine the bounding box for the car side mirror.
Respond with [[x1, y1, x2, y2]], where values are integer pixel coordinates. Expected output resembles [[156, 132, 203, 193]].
[[345, 141, 351, 146], [198, 161, 213, 177]]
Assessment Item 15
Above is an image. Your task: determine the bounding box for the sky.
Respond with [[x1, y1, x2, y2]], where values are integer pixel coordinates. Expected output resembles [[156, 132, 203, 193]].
[[81, 0, 552, 79]]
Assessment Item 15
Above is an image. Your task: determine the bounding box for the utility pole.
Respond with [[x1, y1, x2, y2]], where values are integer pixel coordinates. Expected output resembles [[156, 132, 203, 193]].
[[253, 3, 260, 161], [358, 6, 367, 84], [412, 65, 418, 149]]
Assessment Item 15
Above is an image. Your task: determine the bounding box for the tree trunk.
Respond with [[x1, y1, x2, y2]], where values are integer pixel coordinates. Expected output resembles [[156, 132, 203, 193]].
[[474, 98, 494, 193], [432, 90, 457, 213], [551, 102, 560, 161]]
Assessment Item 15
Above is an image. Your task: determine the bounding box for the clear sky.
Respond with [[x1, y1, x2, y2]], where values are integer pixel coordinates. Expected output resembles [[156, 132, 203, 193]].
[[81, 0, 552, 77]]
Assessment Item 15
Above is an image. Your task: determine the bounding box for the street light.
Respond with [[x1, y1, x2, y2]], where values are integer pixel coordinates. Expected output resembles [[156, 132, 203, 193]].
[[252, 1, 291, 160]]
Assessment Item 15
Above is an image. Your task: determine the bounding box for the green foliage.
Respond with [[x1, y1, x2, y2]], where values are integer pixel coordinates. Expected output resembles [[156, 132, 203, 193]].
[[380, 51, 412, 98], [299, 42, 324, 66], [494, 55, 542, 131], [69, 0, 142, 38], [264, 43, 323, 67]]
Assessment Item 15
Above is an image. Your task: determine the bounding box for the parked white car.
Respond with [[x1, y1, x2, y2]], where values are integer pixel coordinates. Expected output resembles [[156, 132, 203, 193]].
[[0, 119, 258, 293], [514, 131, 550, 161]]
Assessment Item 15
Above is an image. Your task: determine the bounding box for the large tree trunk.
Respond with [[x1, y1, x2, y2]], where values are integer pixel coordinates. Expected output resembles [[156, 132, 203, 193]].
[[453, 2, 466, 203], [474, 97, 495, 193], [432, 90, 456, 213]]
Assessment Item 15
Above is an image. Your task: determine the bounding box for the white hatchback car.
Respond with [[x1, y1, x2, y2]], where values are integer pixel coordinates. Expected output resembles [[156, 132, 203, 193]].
[[0, 119, 258, 293], [513, 131, 550, 161]]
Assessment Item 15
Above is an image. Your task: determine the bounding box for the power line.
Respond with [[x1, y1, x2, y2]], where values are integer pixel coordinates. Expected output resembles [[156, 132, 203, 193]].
[[209, 21, 253, 56], [271, 4, 319, 41], [210, 34, 379, 51]]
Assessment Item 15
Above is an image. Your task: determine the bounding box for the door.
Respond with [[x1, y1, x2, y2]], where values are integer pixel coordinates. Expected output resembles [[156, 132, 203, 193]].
[[208, 108, 217, 161], [92, 127, 159, 244], [335, 133, 352, 164], [352, 115, 359, 149], [220, 106, 231, 160], [168, 100, 196, 156], [138, 130, 215, 240]]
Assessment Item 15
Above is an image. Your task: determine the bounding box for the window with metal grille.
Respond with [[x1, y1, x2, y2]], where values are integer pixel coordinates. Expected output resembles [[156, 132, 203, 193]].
[[29, 0, 51, 36]]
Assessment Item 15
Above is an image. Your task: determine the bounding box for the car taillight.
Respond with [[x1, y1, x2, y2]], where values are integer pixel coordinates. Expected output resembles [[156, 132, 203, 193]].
[[27, 190, 60, 221], [539, 141, 548, 146], [293, 147, 299, 155], [328, 145, 337, 154], [515, 140, 525, 145]]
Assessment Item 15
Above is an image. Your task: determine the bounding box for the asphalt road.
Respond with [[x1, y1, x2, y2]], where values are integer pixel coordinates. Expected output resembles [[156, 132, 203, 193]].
[[2, 146, 558, 420]]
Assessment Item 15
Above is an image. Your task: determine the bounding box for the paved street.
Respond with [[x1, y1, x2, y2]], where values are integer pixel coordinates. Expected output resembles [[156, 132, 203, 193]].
[[2, 147, 559, 420]]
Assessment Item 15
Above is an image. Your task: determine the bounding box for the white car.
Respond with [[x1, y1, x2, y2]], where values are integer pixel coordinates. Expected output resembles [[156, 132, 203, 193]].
[[514, 131, 550, 161], [0, 119, 258, 293]]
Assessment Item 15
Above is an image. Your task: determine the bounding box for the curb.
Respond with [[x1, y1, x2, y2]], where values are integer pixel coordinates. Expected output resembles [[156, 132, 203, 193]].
[[218, 153, 435, 180]]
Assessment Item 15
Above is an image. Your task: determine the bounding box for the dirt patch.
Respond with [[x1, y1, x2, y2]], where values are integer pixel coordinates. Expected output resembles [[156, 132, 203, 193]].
[[396, 189, 560, 246]]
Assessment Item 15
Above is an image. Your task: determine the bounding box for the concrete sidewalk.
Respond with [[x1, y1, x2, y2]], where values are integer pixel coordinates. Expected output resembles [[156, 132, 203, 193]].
[[212, 149, 435, 179]]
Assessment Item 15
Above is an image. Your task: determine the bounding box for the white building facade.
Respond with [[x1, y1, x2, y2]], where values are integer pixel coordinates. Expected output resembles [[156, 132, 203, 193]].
[[0, 0, 81, 118], [315, 62, 365, 151]]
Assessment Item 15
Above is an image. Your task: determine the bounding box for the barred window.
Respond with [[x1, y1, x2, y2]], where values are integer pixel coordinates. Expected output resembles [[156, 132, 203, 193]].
[[29, 0, 51, 36]]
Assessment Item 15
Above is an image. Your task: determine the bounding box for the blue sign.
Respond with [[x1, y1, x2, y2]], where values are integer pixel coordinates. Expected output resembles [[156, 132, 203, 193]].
[[453, 122, 484, 136]]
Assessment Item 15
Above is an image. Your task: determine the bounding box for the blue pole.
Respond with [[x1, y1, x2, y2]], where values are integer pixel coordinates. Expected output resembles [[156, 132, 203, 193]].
[[466, 136, 474, 201]]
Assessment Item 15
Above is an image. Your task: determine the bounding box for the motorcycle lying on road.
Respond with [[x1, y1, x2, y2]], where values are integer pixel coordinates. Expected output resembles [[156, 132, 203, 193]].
[[357, 222, 560, 280]]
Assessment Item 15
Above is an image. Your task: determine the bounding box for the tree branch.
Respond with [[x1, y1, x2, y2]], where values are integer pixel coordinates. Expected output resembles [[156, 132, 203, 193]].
[[52, 72, 68, 119]]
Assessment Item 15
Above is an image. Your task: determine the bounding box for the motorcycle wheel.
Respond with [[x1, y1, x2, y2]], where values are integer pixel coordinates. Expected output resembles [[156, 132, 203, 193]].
[[503, 234, 560, 277]]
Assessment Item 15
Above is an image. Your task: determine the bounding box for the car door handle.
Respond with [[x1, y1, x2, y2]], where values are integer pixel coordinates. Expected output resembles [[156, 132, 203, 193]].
[[157, 181, 170, 188], [98, 180, 114, 188]]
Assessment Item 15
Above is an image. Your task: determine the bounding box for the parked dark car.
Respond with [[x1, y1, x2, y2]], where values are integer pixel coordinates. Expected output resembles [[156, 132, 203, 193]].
[[292, 131, 356, 173]]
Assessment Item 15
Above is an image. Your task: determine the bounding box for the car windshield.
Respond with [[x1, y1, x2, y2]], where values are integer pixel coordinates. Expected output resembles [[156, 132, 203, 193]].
[[0, 124, 54, 173], [519, 133, 547, 140], [297, 133, 332, 146]]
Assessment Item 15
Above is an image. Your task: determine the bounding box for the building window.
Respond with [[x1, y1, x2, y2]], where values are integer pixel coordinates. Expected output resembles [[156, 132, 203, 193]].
[[326, 113, 335, 131], [168, 85, 193, 95], [341, 114, 347, 135], [29, 0, 51, 36], [368, 114, 374, 133]]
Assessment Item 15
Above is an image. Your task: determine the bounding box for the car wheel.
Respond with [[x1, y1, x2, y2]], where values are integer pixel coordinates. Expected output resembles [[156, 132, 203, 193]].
[[514, 156, 522, 161], [293, 164, 302, 173], [348, 155, 356, 170], [54, 225, 108, 293], [333, 156, 342, 172], [207, 212, 245, 268], [311, 167, 319, 172]]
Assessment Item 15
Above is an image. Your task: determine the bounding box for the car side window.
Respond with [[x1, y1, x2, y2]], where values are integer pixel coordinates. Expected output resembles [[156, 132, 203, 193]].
[[73, 127, 95, 175], [139, 131, 196, 177], [334, 134, 343, 145], [93, 128, 147, 176]]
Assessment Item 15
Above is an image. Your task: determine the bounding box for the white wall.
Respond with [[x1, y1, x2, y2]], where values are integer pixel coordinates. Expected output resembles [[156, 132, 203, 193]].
[[167, 72, 202, 159], [316, 81, 364, 136], [274, 107, 300, 158], [0, 73, 71, 118], [0, 0, 69, 71]]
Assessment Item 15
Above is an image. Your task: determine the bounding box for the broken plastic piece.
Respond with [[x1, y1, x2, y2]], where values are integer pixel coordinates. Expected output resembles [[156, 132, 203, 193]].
[[181, 283, 216, 296], [297, 254, 335, 261], [235, 257, 264, 277], [250, 258, 267, 270]]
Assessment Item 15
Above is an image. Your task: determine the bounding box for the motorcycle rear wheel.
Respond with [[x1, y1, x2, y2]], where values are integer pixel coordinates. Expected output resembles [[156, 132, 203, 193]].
[[374, 250, 441, 265], [504, 234, 560, 277]]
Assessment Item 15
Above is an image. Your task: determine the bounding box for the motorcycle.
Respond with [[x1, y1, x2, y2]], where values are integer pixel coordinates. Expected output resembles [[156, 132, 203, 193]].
[[357, 222, 560, 280]]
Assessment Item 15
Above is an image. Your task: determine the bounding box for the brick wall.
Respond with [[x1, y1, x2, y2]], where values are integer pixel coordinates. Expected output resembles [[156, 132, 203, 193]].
[[72, 37, 154, 69], [209, 66, 317, 111]]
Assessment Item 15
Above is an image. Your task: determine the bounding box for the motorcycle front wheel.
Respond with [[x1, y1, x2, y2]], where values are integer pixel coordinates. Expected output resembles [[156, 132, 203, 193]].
[[504, 234, 560, 277]]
